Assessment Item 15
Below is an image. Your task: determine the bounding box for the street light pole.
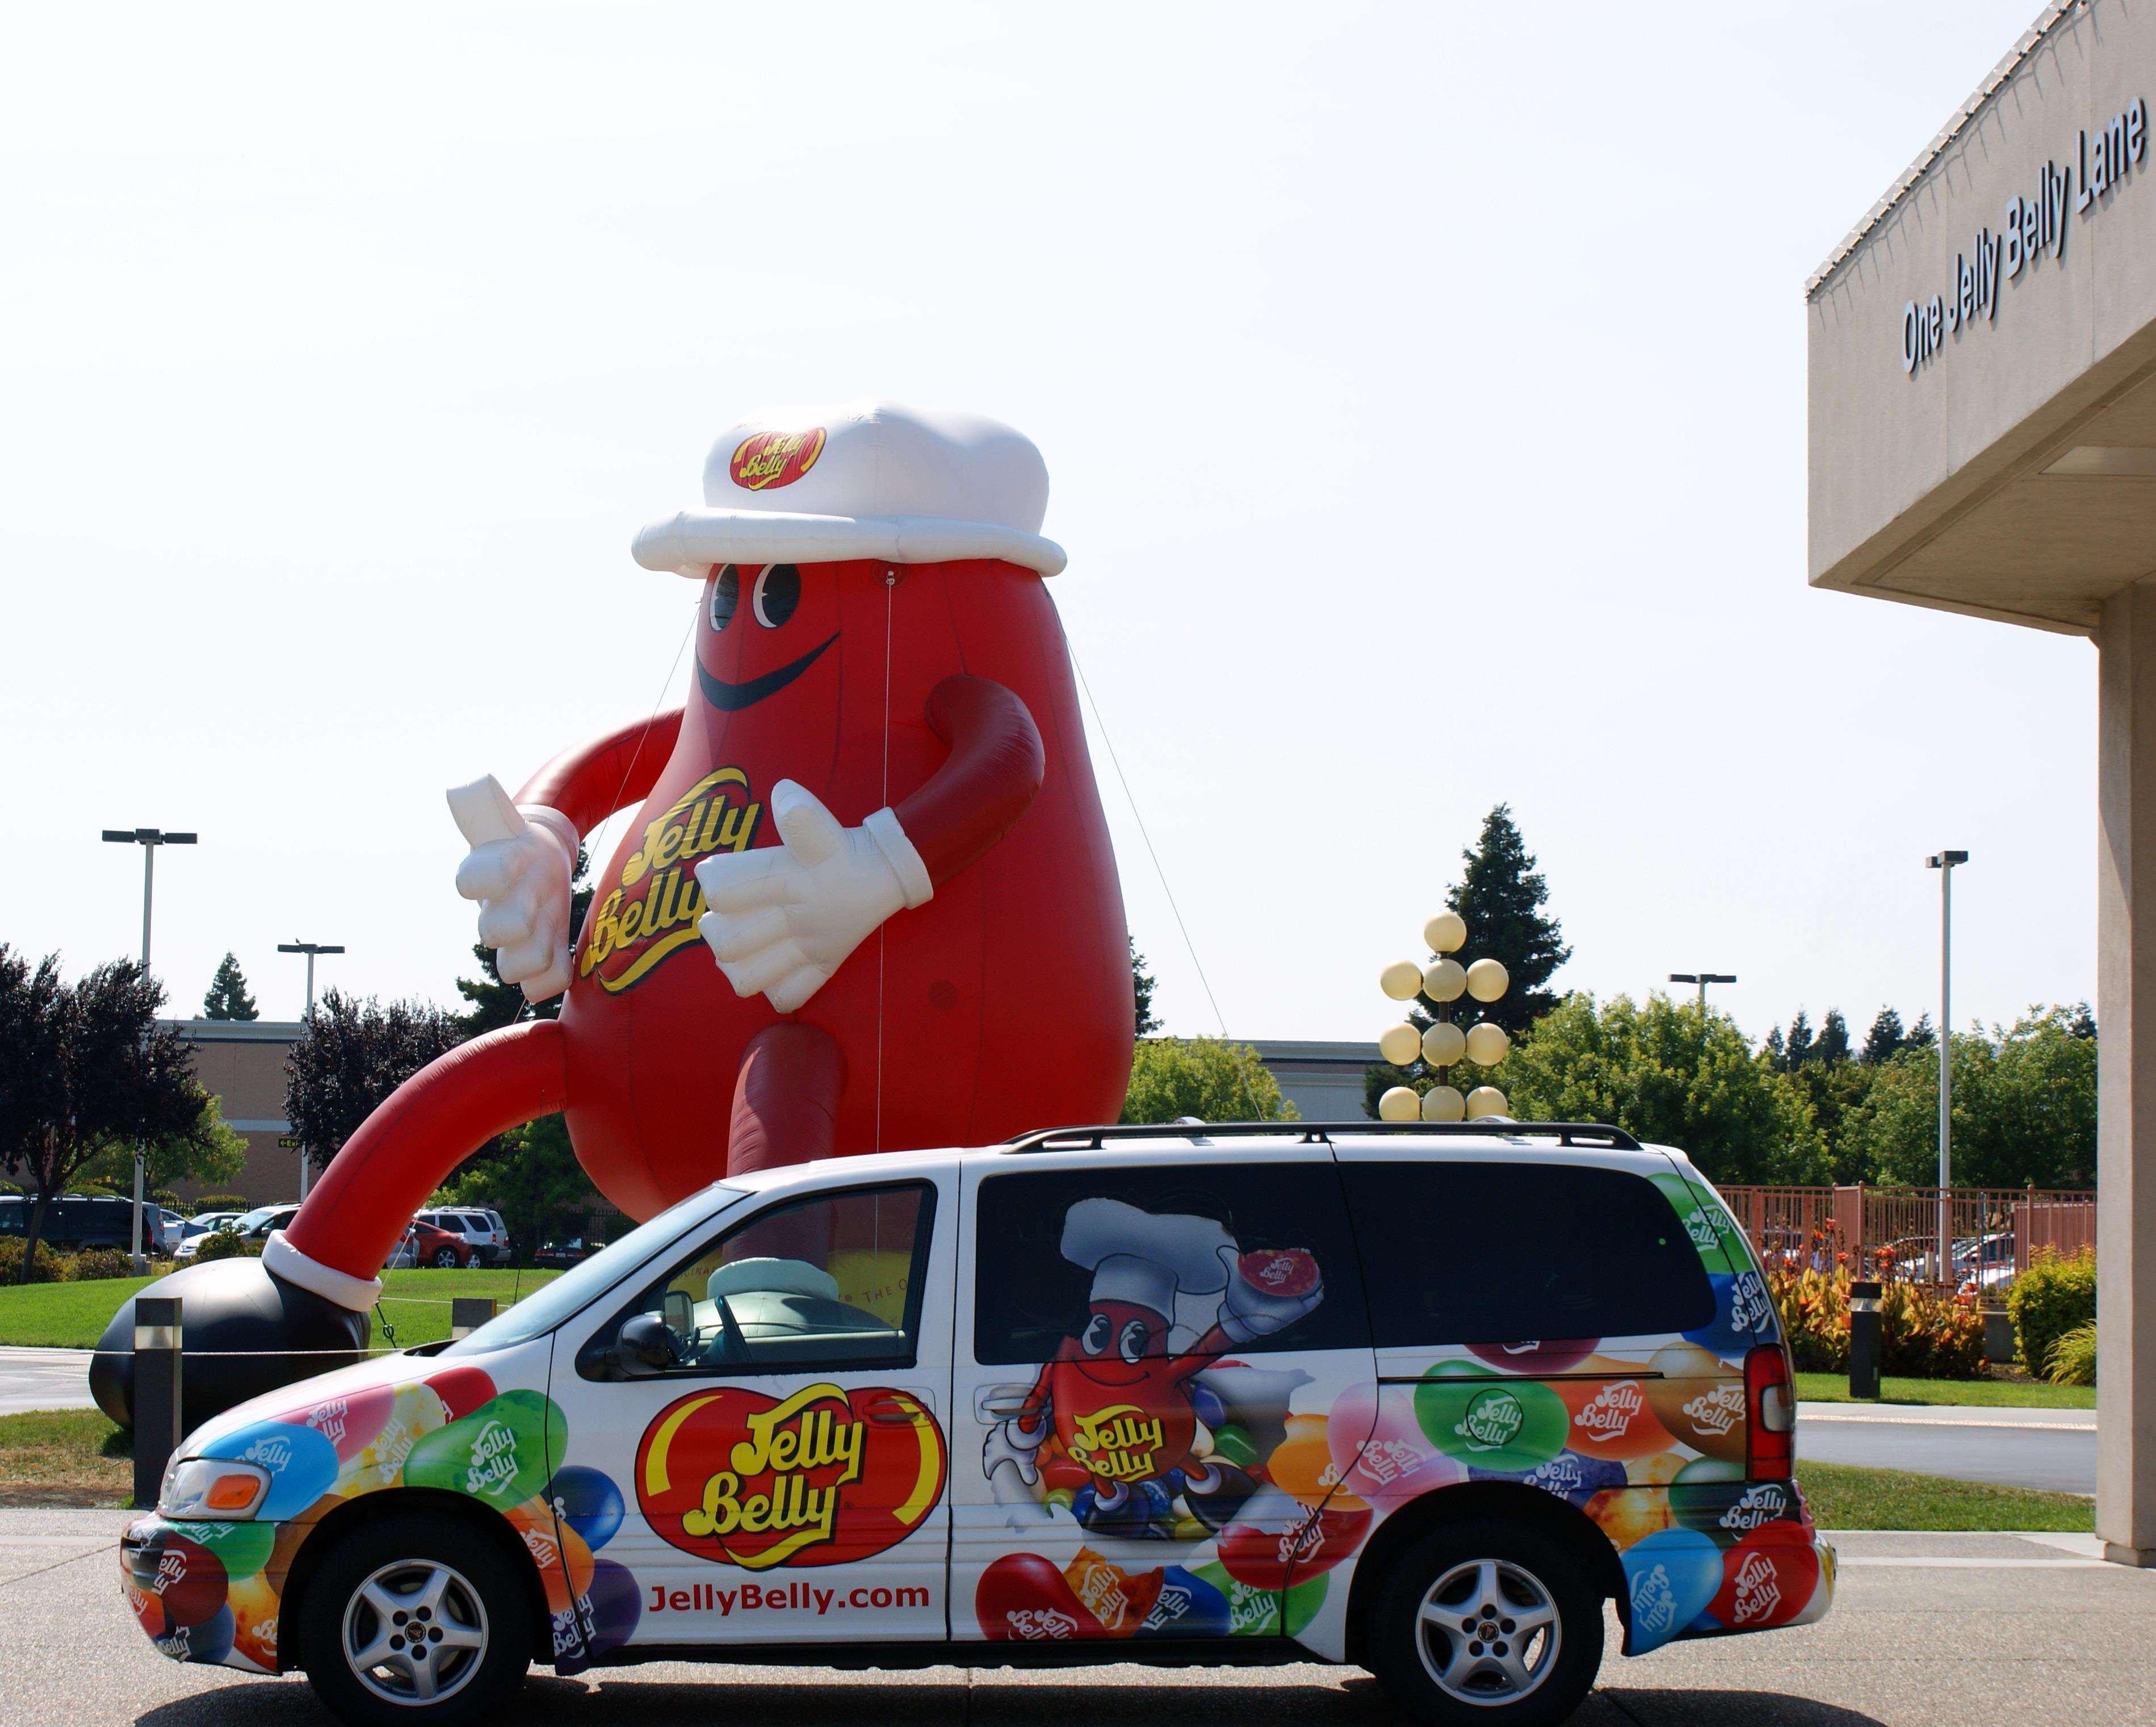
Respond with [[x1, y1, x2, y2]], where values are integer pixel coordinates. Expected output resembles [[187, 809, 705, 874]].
[[1668, 972, 1737, 1011], [1926, 850, 1969, 1284], [102, 827, 196, 1264], [278, 942, 343, 1199]]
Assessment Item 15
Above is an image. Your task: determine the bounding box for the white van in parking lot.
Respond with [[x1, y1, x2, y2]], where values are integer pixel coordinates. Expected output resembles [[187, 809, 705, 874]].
[[121, 1122, 1831, 1726]]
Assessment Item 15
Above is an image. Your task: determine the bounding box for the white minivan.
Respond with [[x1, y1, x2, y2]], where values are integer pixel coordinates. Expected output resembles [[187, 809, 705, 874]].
[[121, 1123, 1832, 1727]]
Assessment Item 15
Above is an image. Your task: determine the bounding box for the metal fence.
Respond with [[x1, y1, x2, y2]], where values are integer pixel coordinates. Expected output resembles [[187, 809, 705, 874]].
[[1715, 1183, 2096, 1293]]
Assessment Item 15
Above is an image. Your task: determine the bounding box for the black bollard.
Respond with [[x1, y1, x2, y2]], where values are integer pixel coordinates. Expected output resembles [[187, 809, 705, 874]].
[[1848, 1279, 1882, 1400], [132, 1296, 182, 1511], [450, 1297, 497, 1340]]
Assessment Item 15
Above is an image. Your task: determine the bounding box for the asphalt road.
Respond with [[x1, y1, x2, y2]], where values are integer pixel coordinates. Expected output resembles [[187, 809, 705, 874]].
[[0, 1347, 99, 1416], [5, 1511, 2154, 1727], [1794, 1402, 2097, 1496]]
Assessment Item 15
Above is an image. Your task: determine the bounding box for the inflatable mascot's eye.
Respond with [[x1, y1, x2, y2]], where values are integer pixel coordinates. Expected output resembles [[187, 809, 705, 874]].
[[752, 563, 801, 628], [710, 564, 740, 631]]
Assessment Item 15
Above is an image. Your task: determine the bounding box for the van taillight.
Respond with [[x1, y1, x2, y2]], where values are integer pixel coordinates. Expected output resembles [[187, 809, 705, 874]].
[[1745, 1343, 1795, 1481]]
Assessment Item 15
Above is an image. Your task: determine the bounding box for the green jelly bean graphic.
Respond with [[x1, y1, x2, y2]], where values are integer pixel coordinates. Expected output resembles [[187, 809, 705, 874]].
[[1209, 1423, 1260, 1470], [187, 1519, 277, 1581], [1651, 1172, 1751, 1276], [1188, 1561, 1328, 1637], [401, 1389, 560, 1506], [1415, 1365, 1569, 1470]]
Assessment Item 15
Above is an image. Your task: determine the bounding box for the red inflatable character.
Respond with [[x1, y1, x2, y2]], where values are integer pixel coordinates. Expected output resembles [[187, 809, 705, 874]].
[[96, 401, 1134, 1418], [987, 1200, 1322, 1532]]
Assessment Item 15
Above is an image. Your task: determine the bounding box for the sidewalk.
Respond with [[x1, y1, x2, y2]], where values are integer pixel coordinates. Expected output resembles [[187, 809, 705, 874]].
[[0, 1347, 98, 1416]]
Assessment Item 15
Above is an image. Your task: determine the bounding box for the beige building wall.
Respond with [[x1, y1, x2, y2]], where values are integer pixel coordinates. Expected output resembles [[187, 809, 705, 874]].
[[166, 1019, 304, 1205]]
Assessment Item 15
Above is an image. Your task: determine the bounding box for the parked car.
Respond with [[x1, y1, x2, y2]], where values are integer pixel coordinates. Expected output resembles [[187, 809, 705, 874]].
[[385, 1218, 475, 1271], [150, 1208, 188, 1256], [532, 1234, 606, 1270], [417, 1208, 512, 1266], [0, 1193, 136, 1251], [121, 1120, 1829, 1726], [171, 1212, 246, 1263]]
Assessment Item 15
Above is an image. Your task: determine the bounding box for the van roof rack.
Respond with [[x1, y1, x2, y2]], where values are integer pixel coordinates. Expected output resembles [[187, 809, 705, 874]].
[[1003, 1120, 1643, 1154]]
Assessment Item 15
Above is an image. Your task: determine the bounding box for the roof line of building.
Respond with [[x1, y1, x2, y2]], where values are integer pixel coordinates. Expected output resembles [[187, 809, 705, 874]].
[[1805, 1, 2081, 301]]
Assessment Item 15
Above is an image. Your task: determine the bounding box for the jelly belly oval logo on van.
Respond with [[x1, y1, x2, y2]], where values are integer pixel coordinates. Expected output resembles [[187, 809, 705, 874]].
[[1457, 1388, 1526, 1451], [636, 1384, 945, 1570], [729, 426, 827, 492]]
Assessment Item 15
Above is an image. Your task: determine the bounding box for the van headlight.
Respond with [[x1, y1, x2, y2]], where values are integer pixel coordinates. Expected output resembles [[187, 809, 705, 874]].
[[158, 1457, 270, 1520]]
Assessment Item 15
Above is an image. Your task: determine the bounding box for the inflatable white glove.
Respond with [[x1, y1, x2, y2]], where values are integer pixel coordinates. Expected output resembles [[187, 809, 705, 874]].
[[1215, 1243, 1324, 1344], [448, 777, 577, 1003], [694, 780, 932, 1015], [983, 1412, 1050, 1488]]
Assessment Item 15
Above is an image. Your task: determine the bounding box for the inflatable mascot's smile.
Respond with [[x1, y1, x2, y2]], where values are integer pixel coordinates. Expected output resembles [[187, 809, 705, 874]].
[[95, 400, 1134, 1427]]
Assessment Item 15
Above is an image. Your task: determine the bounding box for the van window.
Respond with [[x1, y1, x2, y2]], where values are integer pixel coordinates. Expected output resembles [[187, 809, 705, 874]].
[[972, 1162, 1368, 1366], [585, 1182, 936, 1377], [1340, 1160, 1714, 1347]]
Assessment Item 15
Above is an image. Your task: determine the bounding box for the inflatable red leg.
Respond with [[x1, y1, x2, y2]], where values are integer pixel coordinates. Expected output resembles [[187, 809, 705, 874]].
[[726, 1022, 846, 1177], [283, 1018, 568, 1285]]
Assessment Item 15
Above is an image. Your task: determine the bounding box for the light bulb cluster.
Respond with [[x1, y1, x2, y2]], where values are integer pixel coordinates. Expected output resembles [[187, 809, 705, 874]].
[[1376, 911, 1512, 1123]]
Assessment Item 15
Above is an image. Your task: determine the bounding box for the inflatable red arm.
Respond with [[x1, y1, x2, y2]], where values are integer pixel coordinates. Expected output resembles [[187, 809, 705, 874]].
[[895, 676, 1045, 886], [516, 707, 687, 838]]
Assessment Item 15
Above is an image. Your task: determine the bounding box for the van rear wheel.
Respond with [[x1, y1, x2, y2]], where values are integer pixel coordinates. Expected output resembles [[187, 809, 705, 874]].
[[299, 1511, 532, 1727], [1369, 1518, 1603, 1725]]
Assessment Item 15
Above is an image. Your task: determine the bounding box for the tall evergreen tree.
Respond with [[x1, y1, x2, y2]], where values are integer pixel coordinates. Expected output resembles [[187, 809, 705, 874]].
[[1445, 804, 1570, 1035], [200, 952, 259, 1021], [1782, 1010, 1815, 1071], [1861, 1007, 1906, 1065], [1905, 1012, 1936, 1050], [1131, 941, 1161, 1037], [1814, 1008, 1852, 1066]]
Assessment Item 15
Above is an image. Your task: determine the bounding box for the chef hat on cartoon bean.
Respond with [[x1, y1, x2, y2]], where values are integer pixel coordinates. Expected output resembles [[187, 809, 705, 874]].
[[1061, 1199, 1234, 1318]]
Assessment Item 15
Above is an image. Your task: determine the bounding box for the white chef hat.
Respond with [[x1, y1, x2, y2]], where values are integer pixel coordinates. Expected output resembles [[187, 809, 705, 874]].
[[1060, 1198, 1233, 1318]]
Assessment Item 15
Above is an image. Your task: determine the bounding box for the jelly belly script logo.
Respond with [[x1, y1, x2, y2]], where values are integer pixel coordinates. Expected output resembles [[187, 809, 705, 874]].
[[1066, 1405, 1166, 1482], [636, 1384, 945, 1570], [1455, 1388, 1526, 1452], [580, 767, 764, 994], [730, 427, 827, 491]]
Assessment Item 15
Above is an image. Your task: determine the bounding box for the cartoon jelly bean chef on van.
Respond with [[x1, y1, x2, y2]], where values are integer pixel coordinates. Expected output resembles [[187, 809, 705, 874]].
[[987, 1200, 1323, 1532]]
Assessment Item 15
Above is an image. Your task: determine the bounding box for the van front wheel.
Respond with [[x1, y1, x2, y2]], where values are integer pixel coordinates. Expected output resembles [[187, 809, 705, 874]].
[[299, 1511, 532, 1727], [1368, 1518, 1603, 1726]]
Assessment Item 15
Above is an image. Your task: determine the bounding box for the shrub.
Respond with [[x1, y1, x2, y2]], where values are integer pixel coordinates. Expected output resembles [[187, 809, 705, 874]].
[[2047, 1321, 2098, 1386], [149, 1188, 182, 1212], [191, 1194, 250, 1216], [71, 1248, 133, 1282], [1768, 1264, 1987, 1379], [2008, 1247, 2098, 1377], [0, 1238, 71, 1284], [191, 1230, 260, 1263]]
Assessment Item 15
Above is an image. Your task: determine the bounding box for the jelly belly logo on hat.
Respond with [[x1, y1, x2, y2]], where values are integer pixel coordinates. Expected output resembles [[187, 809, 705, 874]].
[[580, 767, 764, 994], [1456, 1388, 1526, 1452], [729, 426, 827, 491], [636, 1383, 945, 1571]]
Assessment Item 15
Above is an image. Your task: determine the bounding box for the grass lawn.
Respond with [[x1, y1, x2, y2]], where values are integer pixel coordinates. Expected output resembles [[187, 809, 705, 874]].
[[1794, 1371, 2095, 1411], [1799, 1460, 2092, 1531], [0, 1267, 561, 1351], [0, 1409, 131, 1507]]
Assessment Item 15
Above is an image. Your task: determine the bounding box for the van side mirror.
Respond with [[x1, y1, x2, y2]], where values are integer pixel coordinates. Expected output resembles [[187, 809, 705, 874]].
[[618, 1312, 677, 1375]]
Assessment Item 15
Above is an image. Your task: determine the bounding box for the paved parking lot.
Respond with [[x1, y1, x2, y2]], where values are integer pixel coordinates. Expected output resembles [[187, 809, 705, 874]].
[[9, 1510, 2155, 1727]]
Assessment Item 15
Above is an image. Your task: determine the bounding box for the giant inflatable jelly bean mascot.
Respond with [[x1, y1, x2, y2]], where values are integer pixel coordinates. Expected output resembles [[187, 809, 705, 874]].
[[95, 400, 1134, 1430]]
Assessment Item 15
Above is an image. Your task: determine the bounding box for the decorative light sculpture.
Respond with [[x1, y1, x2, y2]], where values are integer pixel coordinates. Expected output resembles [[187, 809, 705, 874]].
[[1376, 913, 1512, 1122]]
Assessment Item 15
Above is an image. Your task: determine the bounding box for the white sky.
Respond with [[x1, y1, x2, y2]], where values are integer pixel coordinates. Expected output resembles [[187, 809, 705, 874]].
[[1, 1, 2087, 1048]]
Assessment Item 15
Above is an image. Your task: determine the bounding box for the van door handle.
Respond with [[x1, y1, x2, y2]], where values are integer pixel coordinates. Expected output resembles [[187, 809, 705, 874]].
[[864, 1395, 930, 1425], [975, 1385, 1041, 1421]]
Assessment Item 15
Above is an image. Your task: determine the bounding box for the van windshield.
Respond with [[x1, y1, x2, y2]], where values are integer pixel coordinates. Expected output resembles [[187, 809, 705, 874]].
[[439, 1183, 750, 1356]]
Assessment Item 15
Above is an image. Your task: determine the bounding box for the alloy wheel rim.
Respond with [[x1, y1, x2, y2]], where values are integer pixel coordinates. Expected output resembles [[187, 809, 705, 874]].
[[1414, 1556, 1561, 1706], [342, 1557, 489, 1707]]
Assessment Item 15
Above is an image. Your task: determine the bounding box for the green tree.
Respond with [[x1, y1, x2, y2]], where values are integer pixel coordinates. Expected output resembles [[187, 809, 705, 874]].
[[1121, 1038, 1298, 1125], [1861, 1008, 1906, 1065], [436, 1113, 594, 1260], [200, 953, 259, 1021], [1500, 992, 1826, 1184], [1814, 1008, 1852, 1067], [83, 1091, 249, 1193], [0, 950, 224, 1279], [1843, 1007, 2097, 1189], [1131, 941, 1161, 1037], [1446, 806, 1571, 1034]]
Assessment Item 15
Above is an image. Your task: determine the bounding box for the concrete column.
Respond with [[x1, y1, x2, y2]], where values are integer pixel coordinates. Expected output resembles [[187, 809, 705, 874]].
[[2096, 579, 2156, 1565]]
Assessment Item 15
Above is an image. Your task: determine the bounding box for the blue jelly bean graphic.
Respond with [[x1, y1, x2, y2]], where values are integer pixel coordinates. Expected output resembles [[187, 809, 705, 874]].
[[1139, 1565, 1231, 1638], [161, 1605, 235, 1665], [1189, 1384, 1227, 1431], [583, 1558, 643, 1657], [1622, 1528, 1724, 1654], [199, 1419, 338, 1520], [1684, 1271, 1776, 1360], [1470, 1449, 1625, 1507], [549, 1466, 625, 1552]]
